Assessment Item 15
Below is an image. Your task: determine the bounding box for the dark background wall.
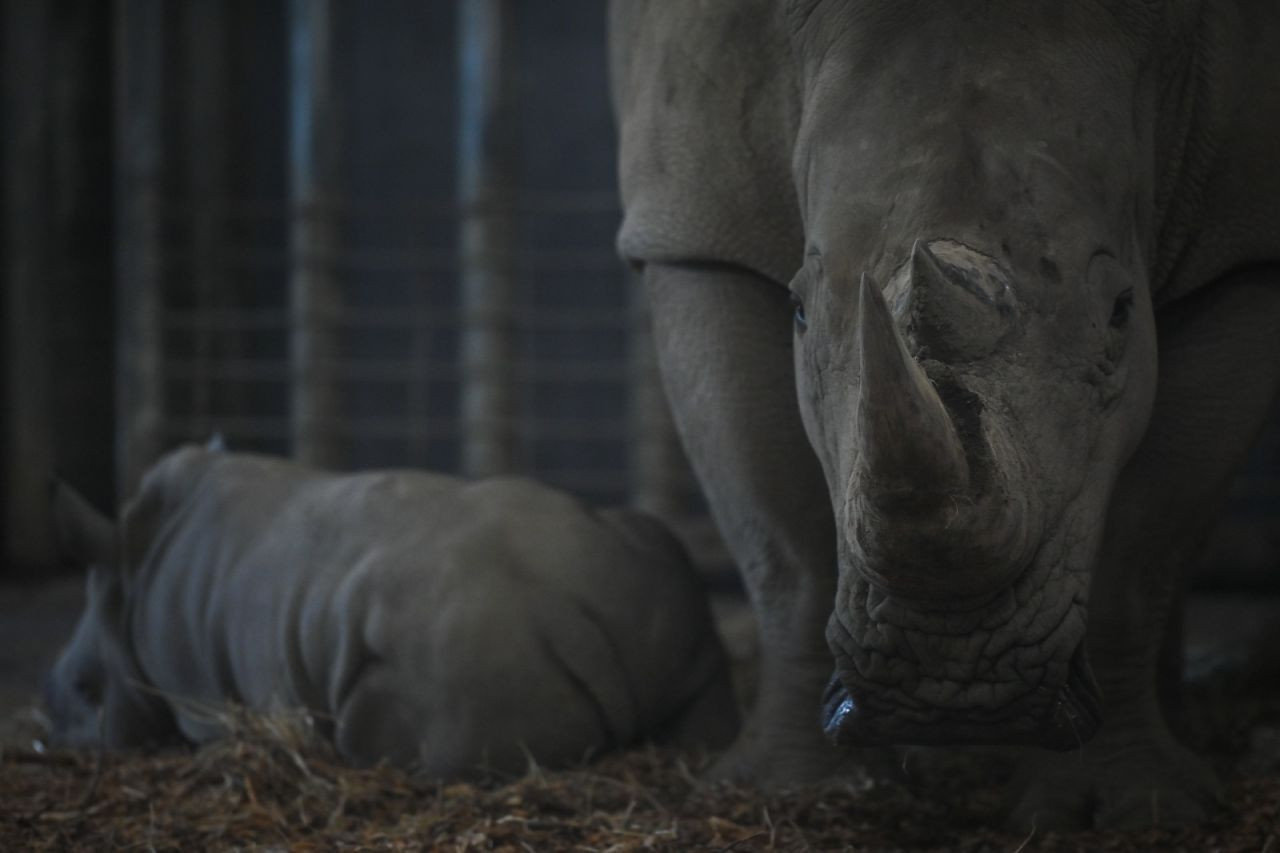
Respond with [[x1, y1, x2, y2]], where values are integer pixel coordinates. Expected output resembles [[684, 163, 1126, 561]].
[[3, 0, 698, 576], [5, 0, 117, 561], [2, 0, 1276, 587]]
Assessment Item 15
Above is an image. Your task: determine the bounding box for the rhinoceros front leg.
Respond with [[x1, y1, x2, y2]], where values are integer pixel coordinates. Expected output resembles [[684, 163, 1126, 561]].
[[1011, 269, 1280, 830], [645, 262, 850, 783]]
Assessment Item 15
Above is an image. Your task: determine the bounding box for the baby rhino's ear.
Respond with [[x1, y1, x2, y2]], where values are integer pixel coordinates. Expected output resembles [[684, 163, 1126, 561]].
[[49, 478, 117, 567]]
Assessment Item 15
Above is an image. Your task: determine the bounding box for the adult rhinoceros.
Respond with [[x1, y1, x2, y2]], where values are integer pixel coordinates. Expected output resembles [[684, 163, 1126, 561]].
[[610, 0, 1280, 829]]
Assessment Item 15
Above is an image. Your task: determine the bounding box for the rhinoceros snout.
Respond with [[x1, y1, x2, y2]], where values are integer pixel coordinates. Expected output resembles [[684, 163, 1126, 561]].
[[822, 641, 1102, 751]]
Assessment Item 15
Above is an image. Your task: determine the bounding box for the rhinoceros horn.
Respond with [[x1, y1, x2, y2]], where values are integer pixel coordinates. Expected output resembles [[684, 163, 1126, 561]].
[[855, 272, 969, 504], [910, 237, 951, 293], [903, 238, 1016, 362]]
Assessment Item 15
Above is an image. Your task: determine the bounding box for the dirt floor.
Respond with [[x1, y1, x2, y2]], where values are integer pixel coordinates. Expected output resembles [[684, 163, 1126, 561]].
[[2, 579, 1278, 851]]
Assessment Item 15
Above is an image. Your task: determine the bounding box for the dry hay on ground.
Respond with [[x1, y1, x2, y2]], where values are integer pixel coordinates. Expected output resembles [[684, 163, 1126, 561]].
[[3, 697, 1280, 852]]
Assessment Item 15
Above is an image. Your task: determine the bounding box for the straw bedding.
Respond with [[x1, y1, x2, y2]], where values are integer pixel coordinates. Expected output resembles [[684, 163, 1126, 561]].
[[3, 686, 1278, 852]]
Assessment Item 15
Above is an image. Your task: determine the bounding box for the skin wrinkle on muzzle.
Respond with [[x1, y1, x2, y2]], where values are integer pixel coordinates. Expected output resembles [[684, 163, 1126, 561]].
[[825, 503, 1096, 747]]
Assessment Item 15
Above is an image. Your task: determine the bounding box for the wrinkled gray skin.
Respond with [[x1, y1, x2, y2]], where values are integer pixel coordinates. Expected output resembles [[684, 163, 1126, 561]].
[[45, 446, 736, 776], [611, 0, 1280, 829]]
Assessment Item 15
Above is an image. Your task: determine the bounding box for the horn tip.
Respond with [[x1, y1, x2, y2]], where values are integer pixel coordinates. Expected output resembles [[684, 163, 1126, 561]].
[[910, 239, 947, 281], [858, 270, 886, 311]]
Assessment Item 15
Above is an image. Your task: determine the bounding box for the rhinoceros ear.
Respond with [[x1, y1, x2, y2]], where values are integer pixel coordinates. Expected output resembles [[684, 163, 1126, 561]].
[[49, 477, 117, 568]]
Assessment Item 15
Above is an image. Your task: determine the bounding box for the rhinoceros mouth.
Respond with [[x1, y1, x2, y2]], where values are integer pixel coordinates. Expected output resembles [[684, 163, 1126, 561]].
[[821, 640, 1101, 750]]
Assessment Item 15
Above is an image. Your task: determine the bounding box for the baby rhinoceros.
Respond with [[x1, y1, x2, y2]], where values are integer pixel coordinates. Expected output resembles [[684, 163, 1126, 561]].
[[44, 445, 736, 776]]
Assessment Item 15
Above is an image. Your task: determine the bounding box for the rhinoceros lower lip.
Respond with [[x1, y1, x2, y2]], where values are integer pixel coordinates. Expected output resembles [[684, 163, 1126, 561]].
[[822, 642, 1102, 751]]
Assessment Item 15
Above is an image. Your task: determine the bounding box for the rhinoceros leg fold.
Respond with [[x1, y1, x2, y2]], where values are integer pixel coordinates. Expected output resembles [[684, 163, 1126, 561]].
[[644, 263, 856, 783], [1010, 269, 1280, 831]]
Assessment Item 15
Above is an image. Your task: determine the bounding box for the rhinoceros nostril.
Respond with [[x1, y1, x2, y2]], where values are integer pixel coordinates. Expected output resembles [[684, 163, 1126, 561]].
[[821, 675, 856, 744]]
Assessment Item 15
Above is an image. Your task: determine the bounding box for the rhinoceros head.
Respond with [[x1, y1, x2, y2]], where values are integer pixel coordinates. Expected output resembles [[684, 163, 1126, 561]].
[[44, 481, 175, 749], [785, 2, 1164, 747]]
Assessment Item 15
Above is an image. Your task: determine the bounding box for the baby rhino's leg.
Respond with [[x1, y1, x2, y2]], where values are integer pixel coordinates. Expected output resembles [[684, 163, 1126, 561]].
[[333, 666, 433, 770], [448, 603, 633, 775], [333, 621, 623, 778]]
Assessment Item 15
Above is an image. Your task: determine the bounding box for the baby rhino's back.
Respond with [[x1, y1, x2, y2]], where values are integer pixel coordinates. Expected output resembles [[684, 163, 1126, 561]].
[[126, 450, 733, 775]]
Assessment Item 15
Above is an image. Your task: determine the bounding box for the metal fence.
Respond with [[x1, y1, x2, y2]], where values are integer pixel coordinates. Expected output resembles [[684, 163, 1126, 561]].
[[112, 0, 705, 516], [141, 195, 677, 498], [4, 0, 1274, 585], [4, 0, 723, 575]]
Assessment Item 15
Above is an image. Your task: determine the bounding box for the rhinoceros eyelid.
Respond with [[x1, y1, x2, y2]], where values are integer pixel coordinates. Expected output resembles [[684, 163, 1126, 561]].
[[1086, 248, 1127, 286]]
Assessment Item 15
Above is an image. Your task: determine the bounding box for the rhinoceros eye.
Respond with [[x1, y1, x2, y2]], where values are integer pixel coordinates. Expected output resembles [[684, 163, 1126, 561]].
[[790, 292, 808, 332], [1109, 289, 1135, 330], [1101, 288, 1136, 368]]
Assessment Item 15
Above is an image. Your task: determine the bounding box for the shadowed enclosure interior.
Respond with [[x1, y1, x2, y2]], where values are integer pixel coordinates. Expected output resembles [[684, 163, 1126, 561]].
[[3, 4, 1280, 848], [1, 0, 1275, 586], [3, 0, 718, 579]]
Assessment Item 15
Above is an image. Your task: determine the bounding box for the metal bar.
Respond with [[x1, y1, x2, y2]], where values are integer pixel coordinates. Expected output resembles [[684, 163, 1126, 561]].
[[288, 0, 343, 467], [157, 244, 620, 274], [114, 0, 167, 499], [162, 306, 629, 332], [163, 417, 458, 442], [154, 190, 620, 220], [3, 0, 55, 570], [161, 416, 640, 445], [163, 360, 458, 384], [163, 308, 291, 332], [161, 358, 631, 384], [457, 0, 518, 477]]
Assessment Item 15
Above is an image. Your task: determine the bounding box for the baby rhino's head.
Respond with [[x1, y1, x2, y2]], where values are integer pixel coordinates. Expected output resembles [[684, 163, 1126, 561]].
[[42, 481, 176, 750]]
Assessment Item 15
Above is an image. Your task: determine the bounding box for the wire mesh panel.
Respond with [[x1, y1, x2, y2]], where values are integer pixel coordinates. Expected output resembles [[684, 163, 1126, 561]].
[[100, 0, 1276, 586], [4, 0, 1276, 586], [116, 0, 704, 526]]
